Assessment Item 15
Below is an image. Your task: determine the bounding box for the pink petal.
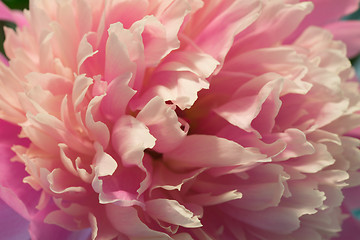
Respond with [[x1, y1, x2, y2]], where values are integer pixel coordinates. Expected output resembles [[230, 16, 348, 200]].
[[214, 73, 283, 134], [111, 116, 155, 196], [145, 199, 202, 228], [85, 96, 110, 149], [105, 23, 137, 83], [232, 1, 313, 53], [0, 1, 27, 27], [223, 206, 302, 234], [0, 120, 39, 220], [151, 0, 190, 52], [88, 212, 119, 240], [334, 216, 360, 240], [91, 143, 118, 202], [0, 198, 30, 240], [100, 74, 136, 122], [186, 190, 243, 207], [326, 21, 360, 58], [164, 134, 268, 169], [135, 51, 217, 110], [28, 197, 91, 240], [287, 0, 360, 42], [0, 54, 8, 65], [0, 1, 14, 22], [190, 0, 261, 66], [30, 214, 90, 240], [286, 143, 335, 173], [136, 97, 186, 153], [150, 161, 204, 192], [228, 164, 288, 211], [271, 128, 315, 161], [300, 0, 359, 28], [106, 204, 172, 239], [112, 115, 156, 167], [131, 15, 178, 66]]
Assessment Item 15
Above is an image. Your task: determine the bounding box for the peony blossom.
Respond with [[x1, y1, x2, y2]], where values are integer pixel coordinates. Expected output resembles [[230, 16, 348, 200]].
[[1, 0, 360, 239]]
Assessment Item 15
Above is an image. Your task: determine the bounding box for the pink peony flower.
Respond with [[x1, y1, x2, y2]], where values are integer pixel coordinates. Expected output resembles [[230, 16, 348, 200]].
[[1, 0, 360, 239]]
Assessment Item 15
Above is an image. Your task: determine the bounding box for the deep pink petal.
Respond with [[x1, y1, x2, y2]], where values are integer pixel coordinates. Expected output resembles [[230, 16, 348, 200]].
[[0, 54, 8, 65], [288, 0, 360, 42], [0, 1, 27, 27], [0, 198, 30, 240], [301, 0, 360, 26], [325, 21, 360, 58], [0, 120, 38, 219], [29, 199, 91, 240]]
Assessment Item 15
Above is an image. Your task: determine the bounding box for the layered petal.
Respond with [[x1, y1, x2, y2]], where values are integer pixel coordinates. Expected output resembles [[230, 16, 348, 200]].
[[1, 0, 360, 239]]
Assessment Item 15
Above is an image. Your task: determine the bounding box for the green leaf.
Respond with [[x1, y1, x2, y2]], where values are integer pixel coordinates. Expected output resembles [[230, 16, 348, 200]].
[[2, 0, 29, 10]]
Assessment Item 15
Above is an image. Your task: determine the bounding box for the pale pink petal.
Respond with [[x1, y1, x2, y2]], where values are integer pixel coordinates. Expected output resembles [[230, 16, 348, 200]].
[[47, 168, 87, 196], [136, 97, 186, 153], [271, 128, 315, 161], [221, 47, 312, 96], [214, 74, 283, 134], [100, 74, 136, 122], [150, 161, 204, 192], [146, 199, 202, 228], [106, 204, 172, 239], [105, 23, 137, 83], [131, 14, 181, 66], [185, 190, 243, 207], [228, 164, 288, 211], [112, 116, 155, 196], [135, 51, 218, 110], [91, 143, 118, 203], [151, 0, 191, 51], [112, 115, 156, 167], [231, 1, 313, 53], [300, 208, 344, 234], [224, 206, 302, 235], [85, 96, 110, 149], [286, 143, 335, 173], [164, 135, 268, 169]]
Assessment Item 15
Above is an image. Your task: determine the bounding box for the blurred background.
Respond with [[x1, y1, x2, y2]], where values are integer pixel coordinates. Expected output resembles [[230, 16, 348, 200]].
[[2, 0, 28, 10]]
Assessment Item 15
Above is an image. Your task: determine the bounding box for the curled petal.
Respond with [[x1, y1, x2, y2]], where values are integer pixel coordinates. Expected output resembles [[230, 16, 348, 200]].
[[146, 199, 202, 228]]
